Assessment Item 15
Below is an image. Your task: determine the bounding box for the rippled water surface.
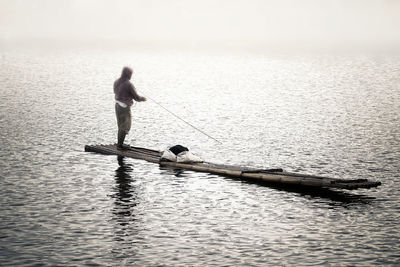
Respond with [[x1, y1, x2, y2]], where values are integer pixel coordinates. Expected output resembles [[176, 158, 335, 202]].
[[1, 48, 399, 266]]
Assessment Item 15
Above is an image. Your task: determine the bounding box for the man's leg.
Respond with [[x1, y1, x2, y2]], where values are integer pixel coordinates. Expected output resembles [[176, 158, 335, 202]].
[[116, 104, 131, 150], [117, 129, 126, 148]]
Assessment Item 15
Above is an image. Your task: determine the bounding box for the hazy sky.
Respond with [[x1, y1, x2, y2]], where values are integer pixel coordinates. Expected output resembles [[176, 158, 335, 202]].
[[1, 0, 399, 51]]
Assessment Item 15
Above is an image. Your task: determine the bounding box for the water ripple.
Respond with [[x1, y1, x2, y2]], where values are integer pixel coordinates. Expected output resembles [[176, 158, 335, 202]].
[[0, 50, 399, 266]]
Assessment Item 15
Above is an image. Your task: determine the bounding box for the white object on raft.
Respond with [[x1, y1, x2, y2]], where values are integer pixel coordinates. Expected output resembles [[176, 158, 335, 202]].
[[161, 147, 203, 163]]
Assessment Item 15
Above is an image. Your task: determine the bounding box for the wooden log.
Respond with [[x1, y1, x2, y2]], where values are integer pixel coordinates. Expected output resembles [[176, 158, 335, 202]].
[[84, 144, 382, 190]]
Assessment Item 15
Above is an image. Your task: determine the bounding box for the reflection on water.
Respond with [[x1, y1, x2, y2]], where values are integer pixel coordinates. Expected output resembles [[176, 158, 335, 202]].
[[159, 165, 186, 177], [267, 184, 375, 207], [111, 156, 137, 225]]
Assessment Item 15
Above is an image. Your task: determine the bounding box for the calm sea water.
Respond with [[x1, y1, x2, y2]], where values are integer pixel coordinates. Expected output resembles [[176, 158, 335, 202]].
[[0, 48, 399, 266]]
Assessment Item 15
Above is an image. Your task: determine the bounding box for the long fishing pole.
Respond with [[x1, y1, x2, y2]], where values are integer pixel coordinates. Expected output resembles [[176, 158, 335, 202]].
[[142, 92, 222, 144]]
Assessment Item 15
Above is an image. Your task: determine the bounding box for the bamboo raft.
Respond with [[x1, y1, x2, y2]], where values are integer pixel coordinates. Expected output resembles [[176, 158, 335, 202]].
[[84, 144, 381, 190]]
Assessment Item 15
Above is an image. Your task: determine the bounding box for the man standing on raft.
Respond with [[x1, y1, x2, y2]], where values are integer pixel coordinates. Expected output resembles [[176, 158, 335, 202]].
[[114, 66, 146, 149]]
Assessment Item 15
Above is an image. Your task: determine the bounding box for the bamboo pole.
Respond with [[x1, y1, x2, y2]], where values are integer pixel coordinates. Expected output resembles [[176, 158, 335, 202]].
[[84, 144, 381, 190]]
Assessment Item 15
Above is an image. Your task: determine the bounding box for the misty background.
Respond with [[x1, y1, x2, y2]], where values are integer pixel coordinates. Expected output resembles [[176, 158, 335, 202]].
[[1, 0, 400, 53]]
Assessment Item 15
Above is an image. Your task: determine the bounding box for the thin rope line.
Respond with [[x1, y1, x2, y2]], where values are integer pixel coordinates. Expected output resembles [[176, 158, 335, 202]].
[[142, 93, 222, 144]]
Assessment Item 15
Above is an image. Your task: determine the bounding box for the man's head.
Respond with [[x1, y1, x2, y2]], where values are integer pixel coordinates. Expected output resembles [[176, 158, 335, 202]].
[[121, 66, 133, 80]]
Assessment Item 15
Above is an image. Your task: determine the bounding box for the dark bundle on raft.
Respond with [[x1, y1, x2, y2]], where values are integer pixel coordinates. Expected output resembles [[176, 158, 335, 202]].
[[84, 144, 381, 190]]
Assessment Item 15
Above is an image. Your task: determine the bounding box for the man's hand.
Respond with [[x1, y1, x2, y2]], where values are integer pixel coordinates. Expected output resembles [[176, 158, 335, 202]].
[[141, 96, 147, 102]]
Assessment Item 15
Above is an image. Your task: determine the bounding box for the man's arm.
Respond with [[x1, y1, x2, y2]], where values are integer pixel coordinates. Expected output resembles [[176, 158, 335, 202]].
[[130, 84, 147, 102]]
